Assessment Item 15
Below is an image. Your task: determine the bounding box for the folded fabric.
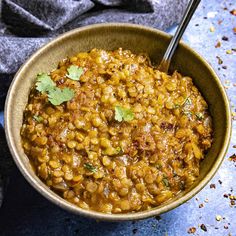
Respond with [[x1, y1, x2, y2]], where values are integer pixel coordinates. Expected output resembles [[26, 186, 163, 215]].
[[0, 0, 187, 74]]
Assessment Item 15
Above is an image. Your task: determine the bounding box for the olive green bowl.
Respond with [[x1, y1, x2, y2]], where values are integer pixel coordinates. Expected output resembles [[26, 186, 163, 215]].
[[4, 23, 231, 221]]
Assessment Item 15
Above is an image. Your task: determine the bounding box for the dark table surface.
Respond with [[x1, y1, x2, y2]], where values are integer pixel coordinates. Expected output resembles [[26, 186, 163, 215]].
[[0, 0, 236, 235]]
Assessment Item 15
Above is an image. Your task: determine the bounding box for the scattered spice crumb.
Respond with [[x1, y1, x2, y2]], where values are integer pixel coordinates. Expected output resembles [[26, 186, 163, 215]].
[[188, 227, 196, 234], [224, 193, 229, 198], [230, 200, 235, 206], [204, 198, 209, 203], [225, 80, 231, 86], [229, 154, 236, 162], [210, 26, 215, 32], [199, 203, 204, 208], [218, 20, 223, 24], [210, 184, 216, 189], [222, 36, 229, 41], [230, 9, 236, 16], [215, 41, 221, 48], [226, 49, 232, 54], [224, 225, 229, 229], [216, 56, 223, 65], [233, 27, 236, 34], [200, 224, 207, 232], [222, 65, 227, 69], [218, 180, 222, 184], [216, 215, 222, 221], [232, 48, 236, 52], [132, 229, 138, 234], [233, 145, 236, 148]]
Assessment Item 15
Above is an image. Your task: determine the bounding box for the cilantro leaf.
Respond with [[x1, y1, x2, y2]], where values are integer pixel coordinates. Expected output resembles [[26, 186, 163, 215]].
[[182, 111, 192, 117], [66, 65, 83, 81], [183, 97, 192, 106], [48, 87, 74, 106], [33, 115, 43, 122], [36, 73, 56, 92], [84, 163, 97, 173], [196, 112, 204, 120], [115, 106, 134, 122], [163, 178, 169, 187]]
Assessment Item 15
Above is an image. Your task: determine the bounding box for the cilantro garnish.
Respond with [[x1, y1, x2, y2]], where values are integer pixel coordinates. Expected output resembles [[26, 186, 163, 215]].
[[196, 112, 204, 120], [33, 115, 43, 122], [66, 65, 83, 81], [182, 111, 192, 117], [35, 73, 75, 106], [174, 97, 192, 109], [84, 163, 97, 173], [115, 106, 134, 122], [48, 87, 74, 106], [183, 97, 192, 106], [36, 73, 56, 92], [163, 178, 169, 187]]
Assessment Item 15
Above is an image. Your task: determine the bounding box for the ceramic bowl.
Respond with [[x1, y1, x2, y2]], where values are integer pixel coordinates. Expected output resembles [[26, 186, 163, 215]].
[[4, 23, 231, 221]]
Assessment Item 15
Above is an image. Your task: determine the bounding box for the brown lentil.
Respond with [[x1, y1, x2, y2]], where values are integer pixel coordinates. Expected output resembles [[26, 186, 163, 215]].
[[21, 48, 213, 213]]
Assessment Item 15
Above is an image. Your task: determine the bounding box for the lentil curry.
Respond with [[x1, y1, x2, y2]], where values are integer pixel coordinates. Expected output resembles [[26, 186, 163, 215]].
[[21, 48, 213, 213]]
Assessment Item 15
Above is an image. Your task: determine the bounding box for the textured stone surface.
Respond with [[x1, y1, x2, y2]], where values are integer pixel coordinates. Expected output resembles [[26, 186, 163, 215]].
[[0, 0, 236, 235]]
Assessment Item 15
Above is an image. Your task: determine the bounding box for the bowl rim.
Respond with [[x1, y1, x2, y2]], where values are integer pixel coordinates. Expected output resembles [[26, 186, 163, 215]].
[[4, 23, 232, 221]]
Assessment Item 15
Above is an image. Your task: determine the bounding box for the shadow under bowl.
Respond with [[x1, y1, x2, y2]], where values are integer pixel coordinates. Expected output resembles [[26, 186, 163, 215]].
[[4, 23, 232, 221]]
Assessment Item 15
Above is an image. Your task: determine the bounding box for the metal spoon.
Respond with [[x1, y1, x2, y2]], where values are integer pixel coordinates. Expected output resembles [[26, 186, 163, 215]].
[[158, 0, 201, 73]]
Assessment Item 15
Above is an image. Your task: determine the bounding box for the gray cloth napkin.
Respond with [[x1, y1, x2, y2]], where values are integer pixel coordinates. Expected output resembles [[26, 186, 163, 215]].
[[0, 0, 188, 207]]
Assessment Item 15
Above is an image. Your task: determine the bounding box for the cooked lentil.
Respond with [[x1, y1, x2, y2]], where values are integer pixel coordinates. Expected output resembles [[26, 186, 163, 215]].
[[21, 48, 213, 213]]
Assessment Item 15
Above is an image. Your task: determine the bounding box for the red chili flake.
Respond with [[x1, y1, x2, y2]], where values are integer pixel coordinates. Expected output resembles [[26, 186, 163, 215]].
[[200, 224, 207, 232], [230, 9, 236, 16], [199, 203, 204, 208], [222, 36, 229, 41], [188, 227, 196, 234], [224, 194, 229, 198], [210, 184, 216, 189], [229, 154, 236, 162], [224, 225, 229, 229], [216, 56, 223, 65], [215, 41, 221, 48]]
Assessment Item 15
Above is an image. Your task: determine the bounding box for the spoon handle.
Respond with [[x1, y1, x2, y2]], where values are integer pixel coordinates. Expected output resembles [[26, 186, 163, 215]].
[[159, 0, 201, 73]]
